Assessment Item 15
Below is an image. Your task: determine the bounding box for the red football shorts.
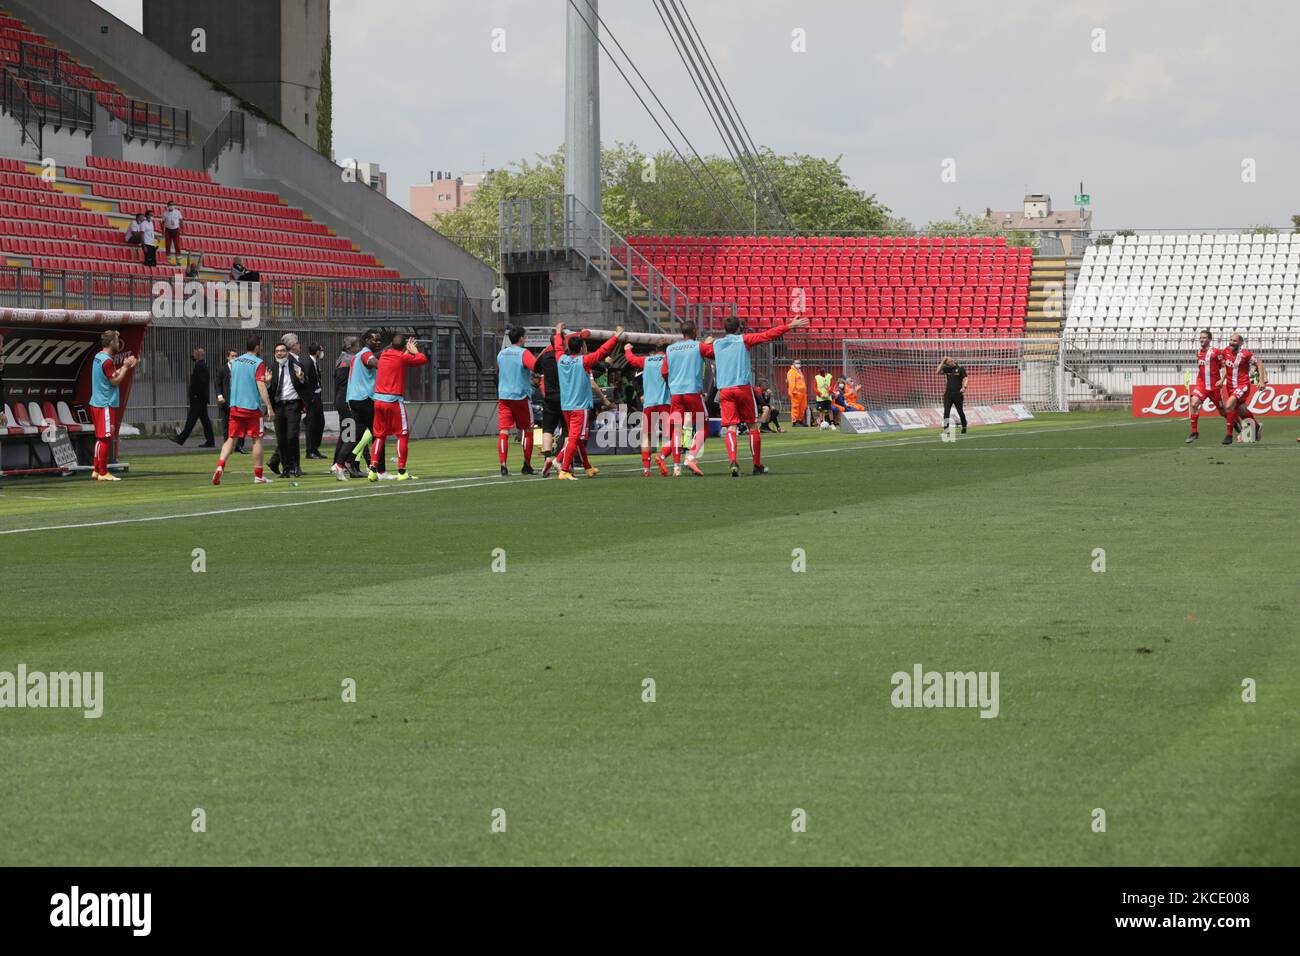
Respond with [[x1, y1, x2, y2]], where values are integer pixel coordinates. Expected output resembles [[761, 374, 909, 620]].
[[498, 398, 533, 432], [90, 405, 116, 439], [373, 399, 408, 438], [1190, 382, 1220, 405], [227, 408, 264, 439], [641, 404, 670, 442], [1227, 384, 1251, 404], [718, 385, 759, 426]]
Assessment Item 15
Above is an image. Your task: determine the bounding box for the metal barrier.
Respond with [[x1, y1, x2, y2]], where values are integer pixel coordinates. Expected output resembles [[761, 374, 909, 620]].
[[500, 194, 735, 334], [201, 109, 245, 171], [0, 68, 95, 152]]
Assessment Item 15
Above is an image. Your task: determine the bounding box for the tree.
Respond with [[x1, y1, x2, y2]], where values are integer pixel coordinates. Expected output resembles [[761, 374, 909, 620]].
[[434, 143, 896, 257]]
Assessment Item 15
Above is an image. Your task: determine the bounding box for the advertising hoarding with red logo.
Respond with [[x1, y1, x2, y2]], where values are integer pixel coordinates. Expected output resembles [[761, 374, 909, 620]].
[[1132, 384, 1300, 417]]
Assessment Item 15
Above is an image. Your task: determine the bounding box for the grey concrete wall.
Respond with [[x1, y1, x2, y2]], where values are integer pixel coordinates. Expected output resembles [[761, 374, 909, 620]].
[[141, 0, 282, 123], [279, 0, 328, 148], [4, 0, 494, 297]]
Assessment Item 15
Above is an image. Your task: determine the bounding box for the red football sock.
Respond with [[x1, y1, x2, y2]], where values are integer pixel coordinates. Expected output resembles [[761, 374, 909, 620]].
[[397, 435, 409, 470], [1226, 409, 1237, 434], [216, 458, 226, 471], [254, 466, 264, 479], [1190, 410, 1199, 433], [688, 418, 707, 458], [725, 430, 738, 464], [749, 429, 762, 466], [498, 433, 509, 466], [641, 449, 651, 469], [523, 430, 534, 466]]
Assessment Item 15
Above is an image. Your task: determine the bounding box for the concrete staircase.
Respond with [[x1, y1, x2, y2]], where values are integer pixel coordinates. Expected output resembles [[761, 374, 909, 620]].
[[1026, 254, 1066, 338]]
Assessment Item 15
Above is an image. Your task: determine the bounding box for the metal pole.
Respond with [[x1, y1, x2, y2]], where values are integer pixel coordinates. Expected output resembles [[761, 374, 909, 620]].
[[565, 0, 601, 223]]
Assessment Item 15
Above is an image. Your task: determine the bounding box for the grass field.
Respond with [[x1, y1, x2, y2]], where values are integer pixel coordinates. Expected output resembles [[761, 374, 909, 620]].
[[0, 410, 1296, 866]]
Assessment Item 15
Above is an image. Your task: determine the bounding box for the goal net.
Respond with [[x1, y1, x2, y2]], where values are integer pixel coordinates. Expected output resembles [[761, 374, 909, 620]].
[[842, 337, 1066, 412]]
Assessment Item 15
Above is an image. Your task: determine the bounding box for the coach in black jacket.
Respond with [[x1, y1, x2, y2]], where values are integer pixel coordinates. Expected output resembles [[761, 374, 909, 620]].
[[268, 335, 309, 476], [173, 347, 215, 446]]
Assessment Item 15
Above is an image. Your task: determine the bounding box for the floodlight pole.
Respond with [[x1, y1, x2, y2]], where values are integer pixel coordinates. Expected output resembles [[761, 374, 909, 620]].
[[565, 0, 601, 243]]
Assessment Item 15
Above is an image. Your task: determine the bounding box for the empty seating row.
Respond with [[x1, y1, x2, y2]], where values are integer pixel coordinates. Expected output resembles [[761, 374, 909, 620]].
[[86, 155, 212, 183], [64, 166, 283, 206], [1067, 233, 1300, 336], [0, 226, 372, 265], [3, 401, 86, 435]]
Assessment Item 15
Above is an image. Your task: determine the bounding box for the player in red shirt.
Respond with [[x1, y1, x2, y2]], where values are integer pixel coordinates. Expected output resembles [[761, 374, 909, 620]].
[[1185, 328, 1225, 443], [1218, 332, 1267, 444], [367, 332, 429, 482]]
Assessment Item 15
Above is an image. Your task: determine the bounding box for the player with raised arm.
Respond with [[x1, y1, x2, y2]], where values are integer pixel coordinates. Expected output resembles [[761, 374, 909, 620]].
[[555, 325, 622, 481], [702, 314, 806, 477], [1186, 328, 1225, 443], [367, 332, 429, 482], [1219, 332, 1267, 445], [496, 326, 538, 476], [622, 339, 671, 477], [212, 334, 274, 485], [89, 329, 137, 481], [658, 320, 712, 477], [347, 329, 383, 478]]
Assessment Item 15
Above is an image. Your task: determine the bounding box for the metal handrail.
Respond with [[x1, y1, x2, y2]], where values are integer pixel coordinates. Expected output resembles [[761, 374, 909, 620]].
[[500, 194, 711, 333], [0, 68, 94, 143], [0, 68, 42, 156], [201, 110, 246, 171]]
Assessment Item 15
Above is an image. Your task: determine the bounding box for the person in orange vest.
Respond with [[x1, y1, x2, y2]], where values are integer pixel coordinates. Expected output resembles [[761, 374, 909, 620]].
[[843, 377, 865, 411], [786, 360, 808, 426]]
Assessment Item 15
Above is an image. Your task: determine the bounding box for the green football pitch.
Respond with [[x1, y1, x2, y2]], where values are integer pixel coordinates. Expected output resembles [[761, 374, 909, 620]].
[[0, 411, 1296, 866]]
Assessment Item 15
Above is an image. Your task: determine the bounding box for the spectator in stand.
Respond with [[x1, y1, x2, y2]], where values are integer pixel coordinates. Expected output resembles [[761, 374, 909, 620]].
[[123, 213, 144, 245], [215, 347, 245, 454], [162, 201, 183, 264], [173, 347, 215, 447], [140, 211, 158, 267], [184, 254, 203, 281], [304, 342, 326, 459], [230, 258, 261, 284]]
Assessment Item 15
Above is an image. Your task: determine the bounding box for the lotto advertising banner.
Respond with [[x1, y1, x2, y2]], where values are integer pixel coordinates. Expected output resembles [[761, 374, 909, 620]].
[[1133, 384, 1300, 418]]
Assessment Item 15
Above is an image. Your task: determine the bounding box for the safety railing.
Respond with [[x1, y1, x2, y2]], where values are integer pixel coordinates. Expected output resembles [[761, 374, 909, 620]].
[[201, 110, 246, 171]]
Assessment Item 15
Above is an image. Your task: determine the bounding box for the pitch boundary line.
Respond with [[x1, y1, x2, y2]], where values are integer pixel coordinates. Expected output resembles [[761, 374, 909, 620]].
[[0, 419, 1168, 536]]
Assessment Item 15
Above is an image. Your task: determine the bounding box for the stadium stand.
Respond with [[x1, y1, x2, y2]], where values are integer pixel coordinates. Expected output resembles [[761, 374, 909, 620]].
[[626, 235, 1033, 342], [0, 154, 401, 280], [1068, 233, 1300, 345], [0, 8, 174, 133]]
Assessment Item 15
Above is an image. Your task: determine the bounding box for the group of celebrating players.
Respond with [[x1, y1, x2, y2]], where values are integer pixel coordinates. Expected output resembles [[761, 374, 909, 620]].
[[493, 315, 808, 480], [77, 321, 1276, 489], [1187, 329, 1269, 444]]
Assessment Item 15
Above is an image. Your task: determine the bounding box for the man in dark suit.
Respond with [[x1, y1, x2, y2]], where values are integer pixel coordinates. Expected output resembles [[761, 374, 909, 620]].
[[173, 346, 215, 446], [304, 342, 326, 459], [267, 335, 308, 477], [214, 348, 245, 454]]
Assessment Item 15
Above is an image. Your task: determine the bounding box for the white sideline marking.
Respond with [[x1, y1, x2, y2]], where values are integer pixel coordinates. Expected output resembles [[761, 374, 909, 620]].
[[0, 419, 1159, 536]]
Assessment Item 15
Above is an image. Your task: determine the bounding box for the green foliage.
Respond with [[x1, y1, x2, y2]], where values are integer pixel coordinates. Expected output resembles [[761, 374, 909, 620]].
[[435, 143, 894, 251], [317, 35, 333, 159], [922, 208, 1039, 248], [1248, 223, 1279, 235]]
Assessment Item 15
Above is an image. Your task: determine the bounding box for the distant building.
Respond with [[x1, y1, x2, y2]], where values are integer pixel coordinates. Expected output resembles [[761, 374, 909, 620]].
[[985, 194, 1093, 255], [411, 170, 489, 224], [356, 162, 387, 196]]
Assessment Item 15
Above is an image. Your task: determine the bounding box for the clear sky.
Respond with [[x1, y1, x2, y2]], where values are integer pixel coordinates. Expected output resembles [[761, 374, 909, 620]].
[[90, 0, 1299, 230]]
